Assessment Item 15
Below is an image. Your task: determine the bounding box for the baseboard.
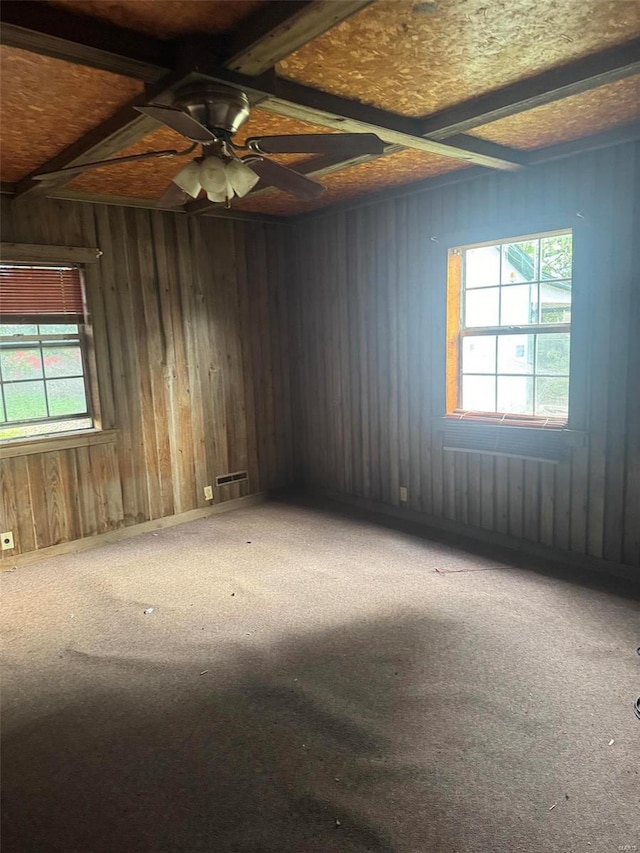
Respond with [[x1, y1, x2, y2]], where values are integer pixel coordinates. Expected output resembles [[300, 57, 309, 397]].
[[2, 493, 266, 570], [304, 487, 639, 584]]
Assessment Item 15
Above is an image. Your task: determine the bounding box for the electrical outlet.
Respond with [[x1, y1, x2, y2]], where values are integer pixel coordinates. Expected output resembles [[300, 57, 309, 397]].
[[399, 486, 408, 503], [203, 485, 213, 501], [1, 531, 14, 551]]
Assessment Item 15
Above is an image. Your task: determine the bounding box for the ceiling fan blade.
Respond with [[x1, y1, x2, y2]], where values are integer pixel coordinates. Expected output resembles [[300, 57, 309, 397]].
[[247, 158, 325, 200], [156, 182, 191, 209], [135, 105, 216, 143], [248, 133, 385, 156], [33, 145, 198, 181]]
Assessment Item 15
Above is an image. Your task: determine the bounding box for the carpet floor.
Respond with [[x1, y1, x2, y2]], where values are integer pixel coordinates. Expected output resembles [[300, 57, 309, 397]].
[[1, 499, 639, 853]]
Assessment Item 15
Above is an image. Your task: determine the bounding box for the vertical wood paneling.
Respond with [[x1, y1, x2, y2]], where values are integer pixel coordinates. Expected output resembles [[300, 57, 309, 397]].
[[292, 141, 640, 572], [1, 197, 293, 558]]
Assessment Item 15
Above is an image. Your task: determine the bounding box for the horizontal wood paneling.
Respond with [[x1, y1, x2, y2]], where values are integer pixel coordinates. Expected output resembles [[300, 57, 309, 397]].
[[291, 141, 640, 572], [0, 196, 293, 558]]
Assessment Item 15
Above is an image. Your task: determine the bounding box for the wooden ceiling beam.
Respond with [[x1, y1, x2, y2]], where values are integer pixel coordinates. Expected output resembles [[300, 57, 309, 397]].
[[0, 0, 172, 82], [224, 0, 374, 76], [181, 63, 528, 171], [420, 38, 640, 140]]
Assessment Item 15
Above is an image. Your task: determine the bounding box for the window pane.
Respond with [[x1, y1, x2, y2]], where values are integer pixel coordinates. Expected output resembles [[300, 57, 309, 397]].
[[462, 375, 496, 411], [0, 347, 44, 380], [497, 334, 534, 374], [536, 377, 569, 417], [497, 376, 534, 415], [462, 335, 496, 374], [465, 287, 499, 327], [46, 377, 87, 416], [42, 345, 83, 378], [500, 284, 538, 325], [502, 240, 538, 284], [3, 381, 47, 420], [536, 333, 570, 375], [38, 323, 79, 334], [0, 324, 39, 336], [0, 398, 5, 422], [540, 281, 571, 324], [541, 234, 572, 280], [464, 246, 500, 288]]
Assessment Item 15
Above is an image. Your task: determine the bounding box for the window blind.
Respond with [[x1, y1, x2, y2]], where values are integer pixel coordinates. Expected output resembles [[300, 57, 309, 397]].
[[0, 264, 84, 317]]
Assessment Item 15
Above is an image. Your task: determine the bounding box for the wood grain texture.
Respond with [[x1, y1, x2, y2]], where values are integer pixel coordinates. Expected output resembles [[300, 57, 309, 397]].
[[0, 45, 142, 182], [46, 0, 262, 39], [278, 0, 640, 116], [0, 194, 293, 558], [290, 141, 640, 572], [469, 75, 640, 150]]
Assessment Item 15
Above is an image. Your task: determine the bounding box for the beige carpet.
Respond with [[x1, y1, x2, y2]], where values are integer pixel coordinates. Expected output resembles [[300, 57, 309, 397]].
[[2, 498, 639, 853]]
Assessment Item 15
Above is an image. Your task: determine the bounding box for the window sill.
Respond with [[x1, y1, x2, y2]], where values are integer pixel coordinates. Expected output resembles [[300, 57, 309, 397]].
[[0, 428, 118, 460], [434, 416, 585, 463]]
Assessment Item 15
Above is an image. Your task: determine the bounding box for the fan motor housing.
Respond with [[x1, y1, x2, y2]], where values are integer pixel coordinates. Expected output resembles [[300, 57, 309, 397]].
[[172, 84, 250, 135]]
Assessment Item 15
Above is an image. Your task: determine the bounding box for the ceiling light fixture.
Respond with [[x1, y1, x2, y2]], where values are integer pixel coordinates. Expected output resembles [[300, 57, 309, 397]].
[[172, 156, 261, 204]]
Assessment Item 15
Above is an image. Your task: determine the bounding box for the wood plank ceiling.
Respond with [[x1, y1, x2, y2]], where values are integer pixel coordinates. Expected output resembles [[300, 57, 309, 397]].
[[1, 0, 640, 218]]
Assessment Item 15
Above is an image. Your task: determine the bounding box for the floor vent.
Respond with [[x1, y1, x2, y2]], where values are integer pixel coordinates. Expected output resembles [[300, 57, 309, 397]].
[[215, 470, 248, 486]]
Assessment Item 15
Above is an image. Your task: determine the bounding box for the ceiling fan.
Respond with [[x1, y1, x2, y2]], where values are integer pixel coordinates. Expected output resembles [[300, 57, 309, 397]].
[[34, 83, 386, 208]]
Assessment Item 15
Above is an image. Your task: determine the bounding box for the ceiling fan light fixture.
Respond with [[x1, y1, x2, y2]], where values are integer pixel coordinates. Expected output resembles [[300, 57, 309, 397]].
[[172, 160, 202, 198], [226, 159, 261, 198], [199, 156, 229, 195], [205, 188, 229, 203]]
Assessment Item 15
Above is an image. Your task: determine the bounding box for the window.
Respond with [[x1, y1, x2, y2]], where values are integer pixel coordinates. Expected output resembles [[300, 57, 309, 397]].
[[0, 263, 94, 440], [446, 230, 572, 426]]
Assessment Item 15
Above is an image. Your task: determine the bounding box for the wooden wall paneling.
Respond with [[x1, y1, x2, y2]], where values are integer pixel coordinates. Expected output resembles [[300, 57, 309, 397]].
[[602, 146, 636, 563], [149, 211, 192, 513], [553, 460, 572, 552], [275, 221, 295, 489], [354, 208, 372, 499], [74, 445, 98, 537], [622, 143, 640, 566], [480, 454, 495, 531], [108, 205, 149, 525], [507, 459, 525, 540], [454, 451, 468, 525], [395, 199, 410, 506], [245, 223, 275, 489], [467, 452, 482, 529], [235, 220, 262, 495], [11, 456, 36, 555], [584, 157, 612, 559], [372, 207, 388, 504], [79, 205, 115, 430], [346, 211, 363, 495], [328, 213, 344, 491], [443, 449, 455, 521], [493, 456, 509, 535], [293, 141, 639, 575], [523, 459, 540, 543], [26, 455, 50, 548], [404, 197, 426, 513], [186, 215, 218, 500], [385, 203, 401, 507], [173, 213, 208, 506], [335, 212, 353, 496], [204, 217, 234, 496], [539, 462, 555, 548], [0, 459, 18, 559], [1, 195, 293, 559], [126, 206, 172, 521]]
